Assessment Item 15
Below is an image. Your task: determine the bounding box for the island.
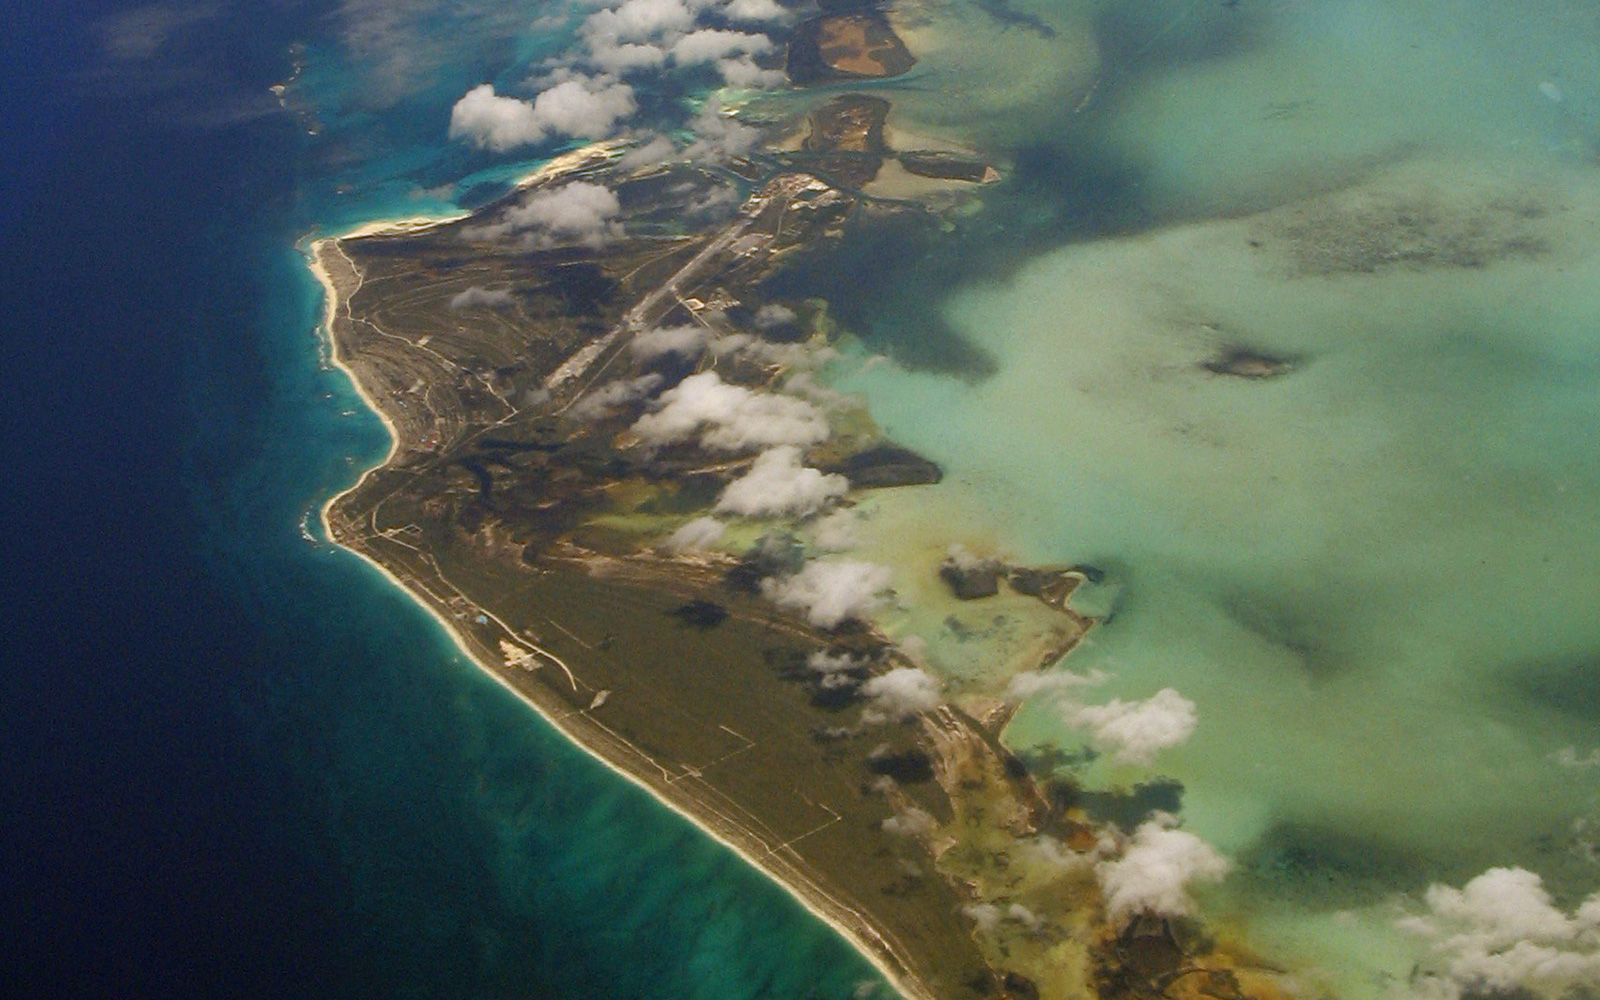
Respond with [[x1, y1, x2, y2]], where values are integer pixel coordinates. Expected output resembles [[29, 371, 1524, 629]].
[[310, 55, 1291, 1000]]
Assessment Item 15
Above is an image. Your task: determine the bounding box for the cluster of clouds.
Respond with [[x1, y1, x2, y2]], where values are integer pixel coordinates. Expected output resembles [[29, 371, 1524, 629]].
[[565, 373, 663, 421], [577, 0, 788, 88], [630, 324, 710, 363], [962, 902, 1044, 935], [715, 446, 848, 517], [471, 179, 625, 248], [859, 666, 942, 723], [807, 649, 862, 690], [631, 371, 830, 452], [761, 558, 893, 629], [1061, 689, 1197, 767], [448, 77, 636, 152], [448, 0, 792, 154], [1005, 669, 1197, 767], [1399, 867, 1600, 1000], [1094, 814, 1229, 928]]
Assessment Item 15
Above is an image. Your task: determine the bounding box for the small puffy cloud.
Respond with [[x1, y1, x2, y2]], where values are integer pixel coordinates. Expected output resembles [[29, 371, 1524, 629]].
[[527, 76, 637, 138], [716, 445, 848, 518], [963, 902, 1001, 933], [448, 286, 515, 310], [670, 28, 772, 65], [808, 650, 860, 675], [567, 373, 663, 421], [1061, 688, 1197, 766], [720, 0, 791, 23], [479, 180, 624, 248], [1007, 903, 1043, 931], [882, 805, 937, 838], [682, 97, 763, 161], [449, 84, 544, 150], [860, 666, 942, 723], [810, 507, 862, 552], [448, 78, 635, 151], [582, 0, 694, 45], [587, 39, 667, 74], [1399, 867, 1600, 1000], [631, 371, 830, 452], [1005, 668, 1105, 705], [962, 901, 1043, 933], [665, 515, 725, 552], [761, 558, 892, 629], [1018, 834, 1093, 872], [714, 55, 786, 89], [754, 303, 798, 331], [1095, 816, 1229, 928], [618, 134, 678, 169], [630, 324, 710, 362]]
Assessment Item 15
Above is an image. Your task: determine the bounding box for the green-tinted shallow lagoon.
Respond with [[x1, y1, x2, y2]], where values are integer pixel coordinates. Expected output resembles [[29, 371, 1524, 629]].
[[820, 0, 1600, 994]]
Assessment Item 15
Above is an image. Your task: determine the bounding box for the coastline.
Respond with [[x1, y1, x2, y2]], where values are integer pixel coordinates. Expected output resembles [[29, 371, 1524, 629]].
[[304, 233, 938, 1000]]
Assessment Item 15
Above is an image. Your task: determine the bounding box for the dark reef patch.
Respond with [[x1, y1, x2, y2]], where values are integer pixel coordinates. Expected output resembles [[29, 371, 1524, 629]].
[[1236, 822, 1440, 907], [1093, 0, 1268, 80], [1218, 591, 1346, 681], [1501, 652, 1600, 721]]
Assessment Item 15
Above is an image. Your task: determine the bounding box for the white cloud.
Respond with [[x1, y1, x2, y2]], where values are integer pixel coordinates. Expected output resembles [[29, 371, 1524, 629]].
[[808, 650, 860, 675], [882, 805, 937, 838], [618, 134, 678, 169], [716, 446, 848, 518], [665, 515, 725, 551], [478, 180, 624, 248], [528, 76, 637, 138], [582, 0, 695, 45], [448, 286, 515, 310], [630, 371, 830, 452], [1061, 688, 1197, 766], [449, 84, 545, 151], [1007, 903, 1043, 931], [1017, 834, 1094, 872], [761, 558, 893, 628], [630, 324, 710, 362], [962, 901, 1044, 933], [719, 0, 790, 23], [963, 902, 1001, 933], [810, 507, 862, 552], [670, 28, 772, 64], [1399, 867, 1600, 1000], [682, 97, 763, 161], [566, 373, 663, 421], [587, 39, 667, 74], [714, 55, 786, 89], [754, 303, 798, 330], [860, 666, 942, 722], [1005, 668, 1106, 705], [1095, 816, 1229, 928], [448, 77, 635, 151]]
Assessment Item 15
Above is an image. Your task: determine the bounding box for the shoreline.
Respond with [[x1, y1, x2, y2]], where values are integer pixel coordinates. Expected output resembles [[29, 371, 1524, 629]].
[[305, 232, 938, 1000]]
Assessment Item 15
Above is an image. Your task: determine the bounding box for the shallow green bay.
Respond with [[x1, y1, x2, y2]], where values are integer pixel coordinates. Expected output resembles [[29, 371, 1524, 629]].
[[825, 0, 1600, 993]]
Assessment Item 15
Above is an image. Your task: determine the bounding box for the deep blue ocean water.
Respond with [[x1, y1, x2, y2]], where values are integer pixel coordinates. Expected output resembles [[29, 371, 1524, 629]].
[[0, 3, 884, 998]]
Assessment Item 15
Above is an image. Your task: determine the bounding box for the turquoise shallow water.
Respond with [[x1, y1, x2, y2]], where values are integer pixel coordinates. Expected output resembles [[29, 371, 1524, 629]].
[[810, 0, 1600, 993]]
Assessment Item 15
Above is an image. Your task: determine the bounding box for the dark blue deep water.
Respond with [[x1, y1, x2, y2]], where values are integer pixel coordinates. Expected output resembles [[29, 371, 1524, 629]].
[[0, 4, 883, 998]]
